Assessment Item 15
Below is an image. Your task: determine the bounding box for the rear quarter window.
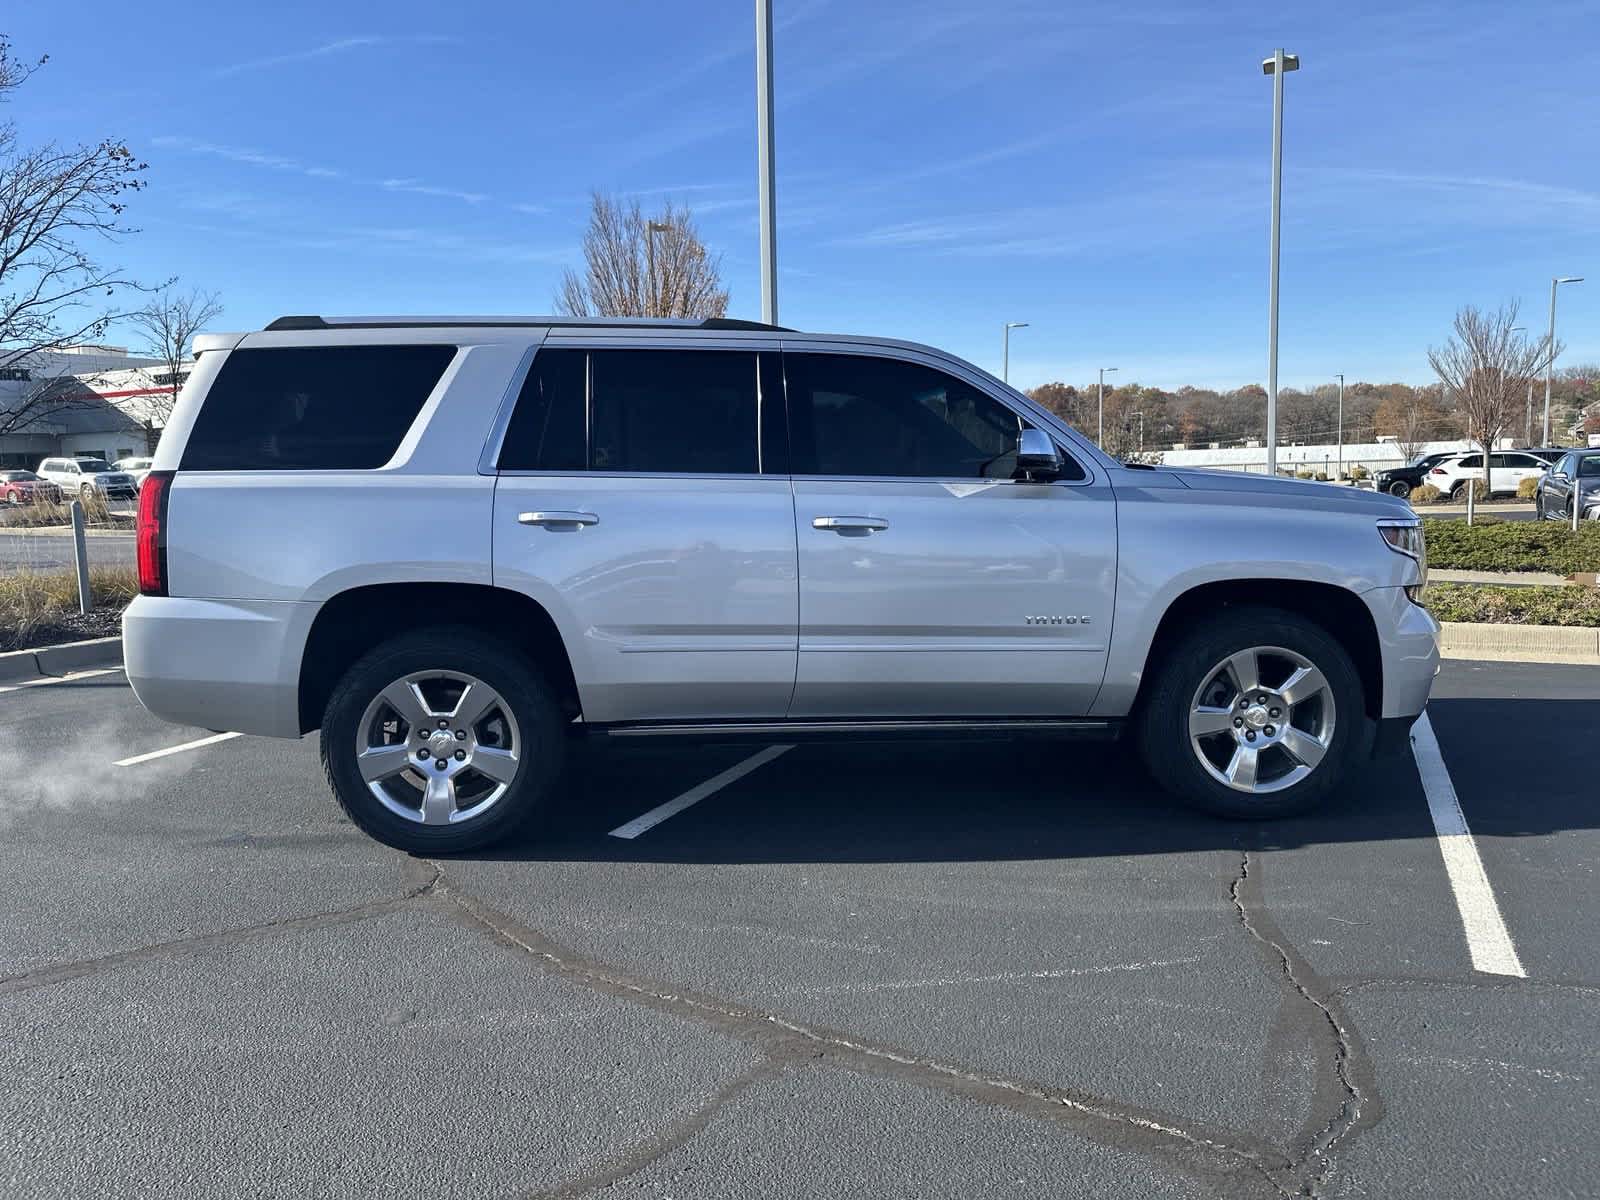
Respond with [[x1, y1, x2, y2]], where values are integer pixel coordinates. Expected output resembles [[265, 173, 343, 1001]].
[[180, 344, 456, 470]]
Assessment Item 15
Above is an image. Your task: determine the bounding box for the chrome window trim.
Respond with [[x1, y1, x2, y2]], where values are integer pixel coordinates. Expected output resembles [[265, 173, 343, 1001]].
[[476, 340, 545, 476]]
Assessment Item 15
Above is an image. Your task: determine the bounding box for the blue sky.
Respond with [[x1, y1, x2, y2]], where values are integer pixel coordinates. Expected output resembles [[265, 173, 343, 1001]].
[[10, 0, 1600, 390]]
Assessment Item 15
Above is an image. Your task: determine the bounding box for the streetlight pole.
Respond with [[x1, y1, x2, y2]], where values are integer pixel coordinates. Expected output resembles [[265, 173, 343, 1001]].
[[1335, 373, 1343, 481], [1544, 277, 1582, 445], [755, 0, 778, 325], [646, 220, 671, 316], [1002, 322, 1028, 384], [1262, 49, 1299, 476], [1098, 366, 1118, 446]]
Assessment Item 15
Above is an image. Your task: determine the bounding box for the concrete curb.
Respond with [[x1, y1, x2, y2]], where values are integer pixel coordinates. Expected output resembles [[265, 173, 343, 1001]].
[[1439, 621, 1600, 665], [0, 635, 123, 684]]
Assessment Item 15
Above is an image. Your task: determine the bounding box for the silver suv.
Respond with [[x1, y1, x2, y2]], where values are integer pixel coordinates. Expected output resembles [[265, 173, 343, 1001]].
[[124, 315, 1439, 852]]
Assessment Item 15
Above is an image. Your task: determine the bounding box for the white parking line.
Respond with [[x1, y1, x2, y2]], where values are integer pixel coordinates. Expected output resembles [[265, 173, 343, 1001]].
[[115, 731, 242, 767], [0, 667, 123, 694], [608, 744, 793, 839], [1411, 712, 1526, 978]]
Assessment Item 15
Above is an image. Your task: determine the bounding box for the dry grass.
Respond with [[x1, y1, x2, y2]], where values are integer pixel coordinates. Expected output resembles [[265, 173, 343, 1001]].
[[0, 565, 137, 640], [1, 490, 118, 528]]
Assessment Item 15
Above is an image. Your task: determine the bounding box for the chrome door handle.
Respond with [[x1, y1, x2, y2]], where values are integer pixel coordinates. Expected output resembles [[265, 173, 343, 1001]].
[[812, 515, 888, 533], [519, 511, 599, 527]]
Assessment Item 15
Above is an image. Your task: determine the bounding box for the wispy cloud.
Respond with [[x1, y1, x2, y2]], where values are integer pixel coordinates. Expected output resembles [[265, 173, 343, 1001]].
[[381, 178, 486, 205], [210, 34, 458, 79], [153, 135, 520, 211]]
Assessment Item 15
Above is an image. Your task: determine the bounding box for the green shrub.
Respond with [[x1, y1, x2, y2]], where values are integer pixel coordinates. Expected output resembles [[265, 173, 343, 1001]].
[[1517, 477, 1540, 500], [1421, 517, 1600, 574], [1425, 582, 1600, 627], [1411, 484, 1442, 504]]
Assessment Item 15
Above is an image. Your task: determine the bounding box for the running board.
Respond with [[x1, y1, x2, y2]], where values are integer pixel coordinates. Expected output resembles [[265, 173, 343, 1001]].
[[585, 718, 1118, 742]]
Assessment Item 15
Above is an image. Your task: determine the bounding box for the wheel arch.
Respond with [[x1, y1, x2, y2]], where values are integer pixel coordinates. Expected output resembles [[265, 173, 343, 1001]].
[[1132, 579, 1383, 723], [297, 582, 581, 733]]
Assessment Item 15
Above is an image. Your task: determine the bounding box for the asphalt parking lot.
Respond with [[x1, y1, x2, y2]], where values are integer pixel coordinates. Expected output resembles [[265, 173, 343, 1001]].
[[2, 660, 1596, 1199]]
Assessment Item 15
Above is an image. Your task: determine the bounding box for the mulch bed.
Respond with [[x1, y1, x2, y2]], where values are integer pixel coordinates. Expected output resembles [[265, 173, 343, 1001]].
[[0, 607, 124, 654]]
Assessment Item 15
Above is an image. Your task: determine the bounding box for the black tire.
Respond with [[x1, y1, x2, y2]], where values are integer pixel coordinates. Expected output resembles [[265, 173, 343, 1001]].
[[1450, 482, 1467, 502], [1135, 606, 1371, 819], [1387, 480, 1411, 499], [320, 626, 565, 853]]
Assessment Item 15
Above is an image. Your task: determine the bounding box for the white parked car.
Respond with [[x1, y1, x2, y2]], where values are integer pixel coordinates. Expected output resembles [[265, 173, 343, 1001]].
[[114, 456, 155, 489], [1424, 451, 1547, 500], [35, 456, 139, 501]]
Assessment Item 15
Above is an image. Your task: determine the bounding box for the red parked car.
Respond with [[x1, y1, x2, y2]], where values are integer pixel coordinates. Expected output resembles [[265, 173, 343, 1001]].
[[0, 469, 64, 505]]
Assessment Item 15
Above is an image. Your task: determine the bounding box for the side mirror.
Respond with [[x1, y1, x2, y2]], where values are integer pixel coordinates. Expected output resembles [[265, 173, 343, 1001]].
[[1015, 428, 1063, 481]]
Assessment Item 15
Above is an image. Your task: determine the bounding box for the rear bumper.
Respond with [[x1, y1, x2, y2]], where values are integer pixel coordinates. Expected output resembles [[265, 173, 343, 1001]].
[[122, 595, 314, 738]]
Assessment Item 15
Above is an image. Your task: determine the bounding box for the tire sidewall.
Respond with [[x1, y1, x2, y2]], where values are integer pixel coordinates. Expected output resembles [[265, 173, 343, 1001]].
[[1139, 608, 1369, 818], [321, 630, 564, 853], [1389, 481, 1411, 499]]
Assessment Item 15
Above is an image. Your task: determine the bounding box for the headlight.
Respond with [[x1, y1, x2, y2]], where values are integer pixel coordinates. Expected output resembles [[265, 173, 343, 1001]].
[[1378, 518, 1427, 600]]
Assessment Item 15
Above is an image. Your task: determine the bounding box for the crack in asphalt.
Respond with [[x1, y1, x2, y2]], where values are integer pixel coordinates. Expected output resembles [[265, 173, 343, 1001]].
[[431, 871, 1293, 1199], [0, 859, 441, 996], [1230, 851, 1378, 1198], [0, 846, 1389, 1200]]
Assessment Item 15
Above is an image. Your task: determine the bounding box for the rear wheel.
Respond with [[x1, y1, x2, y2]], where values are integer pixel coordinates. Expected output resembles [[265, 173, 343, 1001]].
[[320, 627, 565, 853], [1136, 607, 1370, 819], [1387, 480, 1411, 499]]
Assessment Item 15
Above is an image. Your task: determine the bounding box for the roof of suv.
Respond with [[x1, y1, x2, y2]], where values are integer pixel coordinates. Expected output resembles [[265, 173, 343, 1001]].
[[263, 314, 792, 333]]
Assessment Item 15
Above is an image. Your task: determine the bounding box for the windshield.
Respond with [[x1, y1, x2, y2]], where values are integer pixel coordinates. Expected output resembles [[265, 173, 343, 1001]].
[[74, 460, 112, 472]]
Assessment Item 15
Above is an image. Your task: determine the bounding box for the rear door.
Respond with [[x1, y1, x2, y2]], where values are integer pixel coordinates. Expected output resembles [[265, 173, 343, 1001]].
[[782, 347, 1116, 719], [491, 342, 798, 724]]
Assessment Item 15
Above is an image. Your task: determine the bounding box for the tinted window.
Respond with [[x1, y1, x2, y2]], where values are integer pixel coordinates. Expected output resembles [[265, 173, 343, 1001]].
[[181, 345, 455, 471], [1580, 456, 1600, 478], [786, 353, 1078, 480], [497, 349, 586, 471], [1457, 454, 1481, 468], [590, 350, 758, 474]]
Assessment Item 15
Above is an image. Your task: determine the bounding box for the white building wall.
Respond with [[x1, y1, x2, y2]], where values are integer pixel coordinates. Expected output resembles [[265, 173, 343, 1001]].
[[1159, 438, 1505, 476]]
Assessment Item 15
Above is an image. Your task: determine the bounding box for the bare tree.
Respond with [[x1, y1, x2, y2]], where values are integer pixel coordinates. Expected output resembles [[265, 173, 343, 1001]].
[[0, 35, 149, 437], [125, 287, 222, 445], [1375, 384, 1449, 464], [556, 194, 728, 319], [1427, 303, 1557, 500]]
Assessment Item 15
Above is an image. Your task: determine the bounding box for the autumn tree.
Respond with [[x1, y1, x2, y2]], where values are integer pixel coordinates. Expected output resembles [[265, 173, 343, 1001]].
[[0, 35, 149, 437], [1428, 303, 1558, 497], [125, 286, 221, 446], [1374, 386, 1449, 463], [557, 194, 728, 319]]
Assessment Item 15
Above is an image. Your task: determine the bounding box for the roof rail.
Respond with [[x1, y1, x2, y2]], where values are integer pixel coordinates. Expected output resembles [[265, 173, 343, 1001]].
[[263, 315, 792, 333]]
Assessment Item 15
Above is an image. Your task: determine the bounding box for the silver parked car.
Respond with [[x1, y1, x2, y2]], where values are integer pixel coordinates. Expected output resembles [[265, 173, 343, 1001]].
[[114, 456, 155, 490], [36, 456, 139, 500], [123, 315, 1439, 852]]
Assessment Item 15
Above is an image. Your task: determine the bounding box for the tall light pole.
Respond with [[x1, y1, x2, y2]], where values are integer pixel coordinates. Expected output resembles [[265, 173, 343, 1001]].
[[755, 0, 778, 325], [1262, 49, 1299, 476], [1510, 326, 1529, 444], [646, 220, 671, 316], [1544, 276, 1582, 445], [1335, 373, 1343, 481], [1097, 366, 1118, 446], [1002, 322, 1028, 384]]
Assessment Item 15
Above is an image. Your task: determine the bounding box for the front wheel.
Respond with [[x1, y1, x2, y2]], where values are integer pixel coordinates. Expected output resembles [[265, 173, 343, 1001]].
[[1387, 480, 1411, 499], [320, 627, 566, 853], [1136, 607, 1370, 819]]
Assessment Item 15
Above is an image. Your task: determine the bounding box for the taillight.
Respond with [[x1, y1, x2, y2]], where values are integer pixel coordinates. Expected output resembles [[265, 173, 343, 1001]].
[[1429, 467, 1445, 475], [137, 470, 173, 596]]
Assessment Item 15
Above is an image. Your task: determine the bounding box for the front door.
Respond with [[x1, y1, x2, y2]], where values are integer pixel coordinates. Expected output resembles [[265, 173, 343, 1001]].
[[783, 349, 1116, 718], [492, 345, 797, 724]]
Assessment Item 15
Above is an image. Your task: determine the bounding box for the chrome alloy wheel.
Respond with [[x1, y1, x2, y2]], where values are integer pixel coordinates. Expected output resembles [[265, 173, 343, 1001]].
[[1187, 645, 1336, 795], [355, 670, 522, 825]]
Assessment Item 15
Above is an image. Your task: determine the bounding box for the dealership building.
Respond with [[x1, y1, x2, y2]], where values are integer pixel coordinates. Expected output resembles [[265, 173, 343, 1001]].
[[0, 344, 166, 469]]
